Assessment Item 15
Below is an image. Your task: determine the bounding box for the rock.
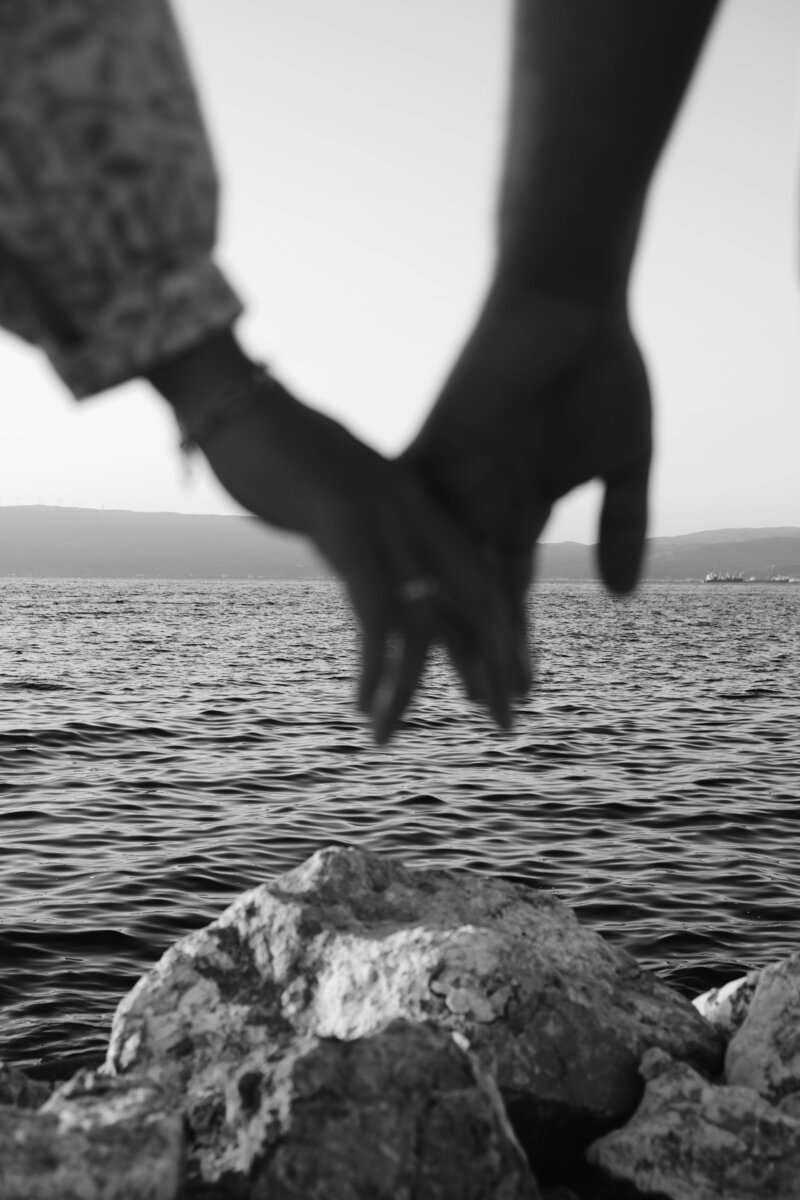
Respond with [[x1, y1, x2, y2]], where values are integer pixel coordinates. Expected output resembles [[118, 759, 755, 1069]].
[[105, 845, 722, 1178], [692, 972, 758, 1039], [0, 1063, 53, 1109], [724, 953, 800, 1103], [41, 1065, 179, 1130], [249, 1020, 539, 1200], [0, 1071, 183, 1200], [587, 1048, 800, 1200], [693, 954, 800, 1106]]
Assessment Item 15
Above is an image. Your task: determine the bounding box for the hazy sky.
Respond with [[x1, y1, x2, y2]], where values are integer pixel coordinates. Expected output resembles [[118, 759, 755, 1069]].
[[1, 0, 799, 542]]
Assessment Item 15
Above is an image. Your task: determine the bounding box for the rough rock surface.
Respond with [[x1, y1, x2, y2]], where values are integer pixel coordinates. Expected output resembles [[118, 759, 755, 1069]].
[[692, 972, 758, 1038], [587, 1048, 800, 1200], [0, 1063, 52, 1109], [249, 1020, 539, 1200], [0, 1070, 183, 1200], [105, 845, 721, 1179], [723, 953, 800, 1103]]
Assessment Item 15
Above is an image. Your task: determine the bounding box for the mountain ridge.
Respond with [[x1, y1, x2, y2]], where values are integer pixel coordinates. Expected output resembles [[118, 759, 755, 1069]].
[[0, 506, 798, 581]]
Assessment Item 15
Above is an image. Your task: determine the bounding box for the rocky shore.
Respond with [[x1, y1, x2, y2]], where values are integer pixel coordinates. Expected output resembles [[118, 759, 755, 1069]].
[[1, 846, 798, 1199]]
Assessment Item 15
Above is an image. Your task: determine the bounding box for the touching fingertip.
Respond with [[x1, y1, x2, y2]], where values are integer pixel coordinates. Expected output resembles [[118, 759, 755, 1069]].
[[370, 713, 390, 746]]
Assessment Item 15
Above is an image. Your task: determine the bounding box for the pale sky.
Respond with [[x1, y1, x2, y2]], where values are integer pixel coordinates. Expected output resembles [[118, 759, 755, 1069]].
[[1, 0, 799, 542]]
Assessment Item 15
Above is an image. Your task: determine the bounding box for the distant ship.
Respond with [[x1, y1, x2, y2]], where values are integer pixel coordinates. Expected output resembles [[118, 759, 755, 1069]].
[[704, 571, 799, 583]]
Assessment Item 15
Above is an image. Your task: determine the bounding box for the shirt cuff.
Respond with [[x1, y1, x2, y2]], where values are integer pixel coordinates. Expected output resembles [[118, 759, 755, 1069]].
[[47, 256, 244, 399]]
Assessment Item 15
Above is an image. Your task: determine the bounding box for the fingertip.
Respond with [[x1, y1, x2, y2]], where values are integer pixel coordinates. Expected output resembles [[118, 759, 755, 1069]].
[[495, 702, 513, 733], [370, 690, 409, 746], [598, 515, 647, 594], [480, 657, 514, 733], [463, 658, 490, 706], [598, 464, 649, 595], [371, 686, 404, 746], [598, 540, 645, 594], [371, 709, 394, 746]]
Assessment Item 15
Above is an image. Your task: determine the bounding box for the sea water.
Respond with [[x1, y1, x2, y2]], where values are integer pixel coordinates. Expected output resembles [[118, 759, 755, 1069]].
[[1, 578, 798, 1076]]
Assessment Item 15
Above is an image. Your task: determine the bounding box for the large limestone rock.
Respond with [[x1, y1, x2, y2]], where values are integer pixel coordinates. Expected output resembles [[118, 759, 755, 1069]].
[[0, 1070, 183, 1200], [105, 846, 721, 1181], [694, 954, 800, 1108], [724, 954, 800, 1105], [587, 1048, 800, 1200], [248, 1020, 539, 1200], [116, 1016, 538, 1198]]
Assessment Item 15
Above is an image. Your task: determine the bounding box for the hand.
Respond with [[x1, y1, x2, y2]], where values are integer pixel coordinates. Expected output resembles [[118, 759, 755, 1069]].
[[401, 284, 653, 681], [192, 376, 520, 741]]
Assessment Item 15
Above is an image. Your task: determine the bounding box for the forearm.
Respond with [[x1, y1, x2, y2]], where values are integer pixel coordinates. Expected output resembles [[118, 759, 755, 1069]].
[[496, 0, 721, 304], [146, 329, 326, 536]]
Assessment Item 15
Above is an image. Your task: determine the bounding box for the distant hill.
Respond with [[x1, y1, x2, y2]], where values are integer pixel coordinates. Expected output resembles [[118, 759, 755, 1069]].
[[642, 529, 800, 581], [0, 506, 798, 581], [0, 506, 328, 579], [539, 527, 800, 582]]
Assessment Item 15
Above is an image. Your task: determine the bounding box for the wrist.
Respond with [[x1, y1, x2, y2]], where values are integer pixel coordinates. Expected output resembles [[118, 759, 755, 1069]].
[[493, 210, 640, 315], [145, 327, 286, 452], [146, 326, 255, 422]]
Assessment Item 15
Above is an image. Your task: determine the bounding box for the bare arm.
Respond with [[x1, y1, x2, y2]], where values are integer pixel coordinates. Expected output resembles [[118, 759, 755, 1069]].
[[401, 2, 722, 699], [497, 0, 721, 304]]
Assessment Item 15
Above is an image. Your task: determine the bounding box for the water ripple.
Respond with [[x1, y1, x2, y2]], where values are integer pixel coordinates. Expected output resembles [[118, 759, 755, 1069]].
[[0, 578, 798, 1073]]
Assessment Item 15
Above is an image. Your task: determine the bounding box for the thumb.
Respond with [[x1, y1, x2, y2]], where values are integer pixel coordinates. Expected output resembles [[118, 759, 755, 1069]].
[[597, 456, 650, 594]]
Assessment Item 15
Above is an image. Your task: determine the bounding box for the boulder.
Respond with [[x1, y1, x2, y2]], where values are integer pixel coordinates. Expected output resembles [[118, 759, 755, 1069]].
[[122, 1018, 540, 1198], [587, 1048, 800, 1200], [724, 953, 800, 1103], [0, 1070, 183, 1200], [694, 954, 800, 1104], [248, 1020, 539, 1200], [105, 846, 722, 1179]]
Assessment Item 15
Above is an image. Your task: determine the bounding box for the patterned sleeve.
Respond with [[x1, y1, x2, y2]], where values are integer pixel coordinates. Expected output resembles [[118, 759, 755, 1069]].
[[0, 0, 243, 398]]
